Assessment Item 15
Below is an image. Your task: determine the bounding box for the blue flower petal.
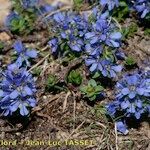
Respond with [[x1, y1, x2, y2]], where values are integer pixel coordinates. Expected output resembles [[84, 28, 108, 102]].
[[110, 32, 122, 39], [20, 105, 29, 116], [85, 59, 95, 66], [13, 40, 24, 54], [0, 90, 3, 97], [90, 63, 98, 72], [102, 69, 108, 77], [110, 70, 116, 78], [10, 101, 20, 112], [135, 100, 142, 108], [126, 75, 139, 85], [27, 98, 36, 107], [109, 40, 120, 47], [129, 91, 136, 99], [135, 111, 141, 119], [116, 121, 128, 135], [85, 32, 95, 39], [16, 56, 23, 67], [141, 9, 149, 18], [26, 49, 37, 58], [121, 88, 130, 95], [121, 100, 130, 109], [53, 12, 64, 22], [112, 65, 122, 72], [3, 110, 10, 116], [137, 88, 145, 95], [24, 86, 33, 96], [128, 104, 136, 113], [9, 90, 19, 99]]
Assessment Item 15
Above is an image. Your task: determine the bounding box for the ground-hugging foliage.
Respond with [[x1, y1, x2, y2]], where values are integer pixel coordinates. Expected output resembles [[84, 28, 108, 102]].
[[0, 0, 150, 140]]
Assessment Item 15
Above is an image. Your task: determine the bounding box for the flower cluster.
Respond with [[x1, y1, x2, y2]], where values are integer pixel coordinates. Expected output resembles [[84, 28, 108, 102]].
[[106, 72, 150, 134], [0, 64, 37, 116], [0, 39, 38, 117], [85, 56, 122, 78], [85, 11, 122, 49], [48, 7, 123, 78], [84, 9, 123, 78], [133, 0, 150, 18], [48, 12, 88, 53]]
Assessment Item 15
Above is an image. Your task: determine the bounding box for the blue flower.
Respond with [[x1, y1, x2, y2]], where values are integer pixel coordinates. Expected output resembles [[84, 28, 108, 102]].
[[115, 50, 126, 60], [85, 43, 103, 56], [105, 32, 122, 48], [39, 4, 55, 14], [85, 12, 122, 48], [53, 12, 67, 25], [0, 63, 37, 116], [21, 0, 39, 9], [133, 0, 150, 18], [100, 0, 119, 11], [116, 121, 128, 135], [85, 57, 122, 78], [49, 12, 88, 53], [106, 101, 119, 116], [115, 73, 150, 119], [5, 11, 20, 29], [48, 38, 59, 53], [68, 36, 84, 52], [116, 74, 150, 99], [106, 72, 150, 130], [13, 40, 37, 67]]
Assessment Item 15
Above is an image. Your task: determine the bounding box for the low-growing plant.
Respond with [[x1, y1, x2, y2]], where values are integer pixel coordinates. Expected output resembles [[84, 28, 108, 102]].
[[144, 28, 150, 36], [80, 79, 104, 101], [73, 0, 83, 10], [106, 72, 150, 134], [122, 23, 138, 39], [125, 56, 136, 66], [91, 104, 107, 118], [13, 40, 37, 67], [5, 0, 38, 35], [67, 70, 82, 86], [112, 0, 129, 22], [45, 74, 64, 92], [6, 0, 53, 35], [0, 41, 4, 52], [133, 0, 150, 19], [45, 74, 58, 91], [99, 0, 119, 11], [32, 67, 42, 76], [0, 63, 37, 116]]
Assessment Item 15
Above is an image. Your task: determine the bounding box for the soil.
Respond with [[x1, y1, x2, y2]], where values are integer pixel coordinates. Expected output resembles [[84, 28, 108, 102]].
[[0, 1, 150, 150]]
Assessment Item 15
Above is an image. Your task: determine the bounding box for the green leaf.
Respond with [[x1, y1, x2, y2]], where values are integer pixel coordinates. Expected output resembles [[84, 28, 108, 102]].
[[122, 23, 138, 39], [46, 74, 58, 89], [74, 0, 83, 10], [88, 79, 97, 87], [80, 79, 104, 101], [95, 85, 104, 92], [0, 42, 4, 51], [67, 70, 82, 86], [89, 95, 96, 101], [92, 72, 101, 79], [32, 67, 42, 76], [112, 0, 129, 22], [144, 28, 150, 36], [80, 86, 87, 93], [125, 56, 136, 66]]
